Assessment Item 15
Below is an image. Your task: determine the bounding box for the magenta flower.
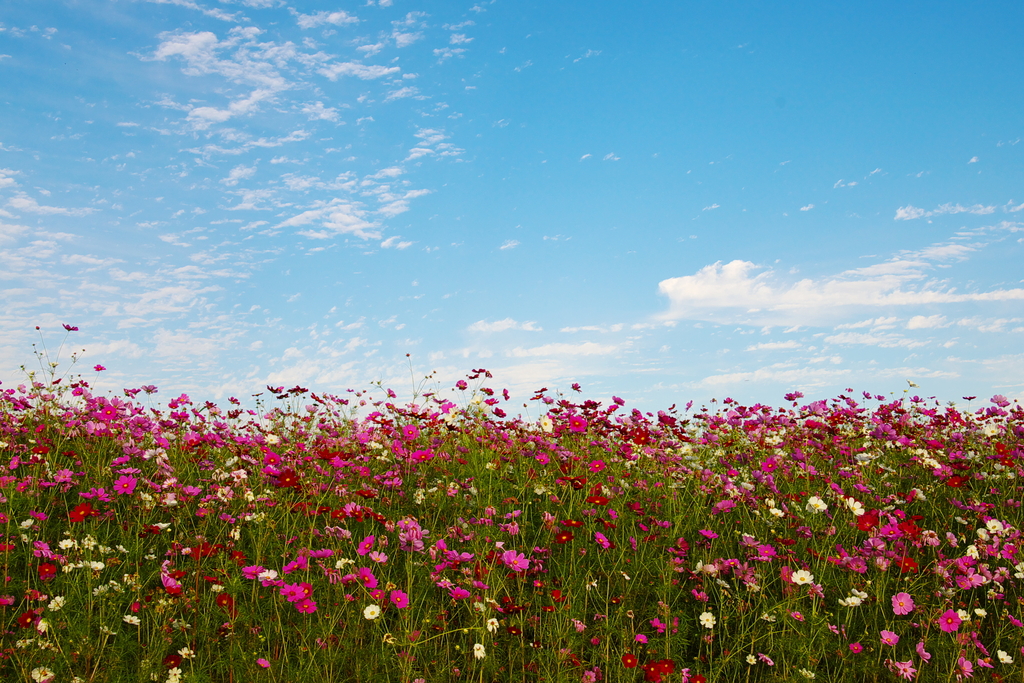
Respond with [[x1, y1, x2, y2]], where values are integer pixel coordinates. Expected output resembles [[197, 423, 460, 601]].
[[849, 643, 863, 654], [113, 475, 136, 496], [449, 587, 470, 600], [356, 535, 375, 556], [256, 658, 271, 668], [357, 567, 378, 589], [937, 609, 962, 633], [635, 634, 648, 644], [501, 550, 530, 572], [916, 641, 931, 662], [295, 598, 317, 614], [390, 590, 409, 609], [880, 630, 899, 646], [891, 592, 915, 616], [589, 459, 606, 473], [568, 415, 588, 432]]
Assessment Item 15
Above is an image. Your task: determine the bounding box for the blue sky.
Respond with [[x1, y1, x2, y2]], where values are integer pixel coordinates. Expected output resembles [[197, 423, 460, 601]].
[[2, 0, 1023, 413]]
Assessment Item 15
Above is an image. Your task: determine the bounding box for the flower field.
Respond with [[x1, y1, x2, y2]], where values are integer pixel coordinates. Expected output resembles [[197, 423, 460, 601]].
[[1, 342, 1023, 682]]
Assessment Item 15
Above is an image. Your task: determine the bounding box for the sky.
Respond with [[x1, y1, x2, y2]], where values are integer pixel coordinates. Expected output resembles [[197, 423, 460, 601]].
[[2, 0, 1023, 415]]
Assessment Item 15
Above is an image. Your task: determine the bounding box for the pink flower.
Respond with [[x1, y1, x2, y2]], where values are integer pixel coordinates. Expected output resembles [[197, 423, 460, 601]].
[[891, 592, 915, 616], [357, 567, 378, 589], [589, 459, 606, 473], [916, 641, 931, 662], [957, 657, 974, 678], [849, 643, 863, 654], [390, 590, 409, 609], [880, 630, 900, 646], [568, 415, 588, 433], [256, 658, 270, 668], [635, 634, 648, 643], [449, 587, 471, 600], [501, 550, 530, 572], [790, 611, 804, 622], [113, 475, 137, 496], [94, 365, 106, 372], [295, 598, 317, 614], [937, 609, 962, 633], [890, 660, 917, 680]]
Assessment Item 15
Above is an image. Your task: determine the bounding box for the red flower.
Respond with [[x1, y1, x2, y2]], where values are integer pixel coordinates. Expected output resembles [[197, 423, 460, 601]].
[[215, 592, 238, 616], [276, 468, 301, 489], [896, 555, 919, 574], [857, 509, 879, 532], [561, 519, 584, 528], [17, 611, 37, 628], [585, 495, 610, 506], [163, 654, 183, 669], [38, 563, 57, 582], [946, 475, 967, 488], [554, 530, 574, 544], [622, 653, 639, 668], [69, 502, 95, 523]]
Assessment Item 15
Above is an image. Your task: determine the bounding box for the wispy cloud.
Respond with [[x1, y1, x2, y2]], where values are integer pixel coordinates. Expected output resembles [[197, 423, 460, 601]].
[[895, 203, 996, 220]]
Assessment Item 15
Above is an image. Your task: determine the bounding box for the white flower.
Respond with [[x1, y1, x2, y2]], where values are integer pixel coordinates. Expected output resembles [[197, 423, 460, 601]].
[[805, 497, 827, 514], [997, 650, 1013, 664], [790, 570, 814, 585], [363, 604, 381, 620], [35, 619, 50, 634], [539, 416, 554, 433], [769, 507, 784, 518], [838, 596, 862, 607], [31, 667, 56, 683], [845, 498, 865, 516], [473, 643, 486, 660], [974, 608, 987, 618], [746, 654, 757, 665], [178, 647, 195, 658], [47, 596, 66, 612], [265, 434, 281, 445], [799, 668, 816, 679], [986, 519, 1005, 534], [699, 611, 716, 629], [486, 618, 499, 633], [123, 615, 141, 625]]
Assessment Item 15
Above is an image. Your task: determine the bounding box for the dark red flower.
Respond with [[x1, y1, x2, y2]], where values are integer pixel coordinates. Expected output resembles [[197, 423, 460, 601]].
[[163, 654, 183, 669], [38, 563, 57, 582], [946, 475, 967, 488], [276, 468, 301, 489], [585, 495, 609, 506], [554, 530, 574, 544], [622, 653, 638, 668], [17, 611, 37, 628]]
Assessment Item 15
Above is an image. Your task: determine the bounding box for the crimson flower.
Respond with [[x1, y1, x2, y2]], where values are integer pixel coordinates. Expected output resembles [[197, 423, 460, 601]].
[[69, 502, 95, 523], [621, 654, 638, 668], [554, 530, 574, 544], [38, 563, 57, 582]]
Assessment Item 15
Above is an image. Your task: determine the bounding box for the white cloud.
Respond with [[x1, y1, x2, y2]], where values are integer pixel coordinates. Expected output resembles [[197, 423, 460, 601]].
[[468, 318, 542, 333], [499, 240, 520, 250], [318, 62, 399, 81], [895, 203, 996, 220], [799, 204, 813, 211], [0, 168, 19, 189], [274, 199, 380, 240], [968, 156, 979, 164], [6, 194, 95, 216], [746, 340, 802, 351], [657, 257, 1024, 326], [509, 341, 622, 357], [823, 332, 928, 349], [702, 203, 720, 211], [301, 101, 340, 121], [380, 236, 413, 249], [907, 314, 948, 329], [220, 163, 257, 186], [696, 363, 851, 388], [384, 86, 419, 102], [295, 10, 358, 29]]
